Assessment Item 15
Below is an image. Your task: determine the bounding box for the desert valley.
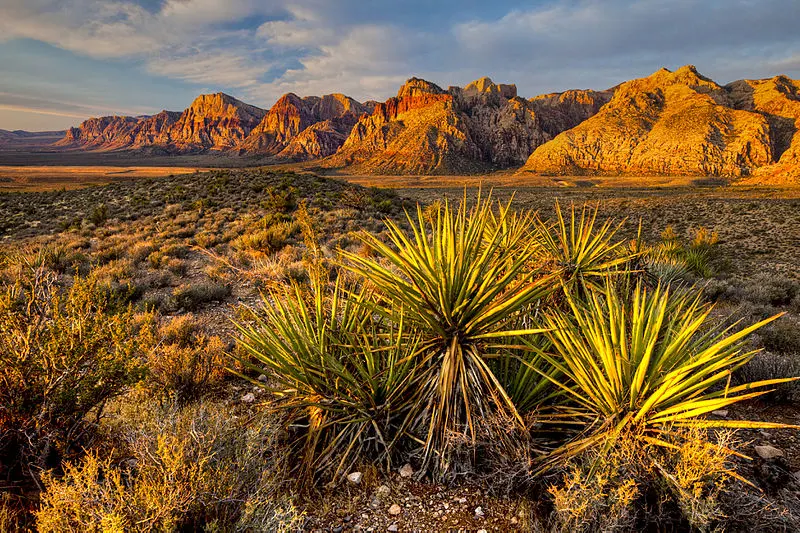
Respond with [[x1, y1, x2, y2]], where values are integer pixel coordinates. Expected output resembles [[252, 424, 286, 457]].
[[3, 8, 800, 530]]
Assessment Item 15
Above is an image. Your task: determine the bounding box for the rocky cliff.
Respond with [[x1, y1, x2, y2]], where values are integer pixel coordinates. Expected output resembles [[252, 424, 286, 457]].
[[240, 93, 369, 157], [323, 76, 588, 174], [519, 66, 774, 177], [727, 76, 800, 182]]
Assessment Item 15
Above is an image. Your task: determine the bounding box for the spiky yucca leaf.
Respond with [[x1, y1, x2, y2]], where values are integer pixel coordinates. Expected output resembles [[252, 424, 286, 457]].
[[233, 275, 420, 482], [536, 281, 795, 466], [535, 202, 632, 295], [342, 192, 556, 472]]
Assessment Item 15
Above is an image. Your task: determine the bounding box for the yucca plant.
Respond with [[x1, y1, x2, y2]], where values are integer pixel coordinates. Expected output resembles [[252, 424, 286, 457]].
[[233, 274, 421, 482], [534, 202, 633, 296], [535, 280, 795, 469], [342, 192, 556, 473]]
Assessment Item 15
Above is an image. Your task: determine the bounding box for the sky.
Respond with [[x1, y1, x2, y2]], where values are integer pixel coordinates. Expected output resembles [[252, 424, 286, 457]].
[[1, 0, 799, 131]]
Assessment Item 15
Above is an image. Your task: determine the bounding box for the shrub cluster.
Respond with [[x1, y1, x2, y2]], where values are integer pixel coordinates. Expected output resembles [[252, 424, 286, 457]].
[[236, 196, 793, 527]]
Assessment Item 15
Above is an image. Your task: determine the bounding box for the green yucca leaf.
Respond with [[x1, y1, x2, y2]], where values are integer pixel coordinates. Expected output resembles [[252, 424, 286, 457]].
[[535, 201, 633, 295], [341, 191, 557, 473], [232, 274, 422, 482], [535, 279, 796, 467]]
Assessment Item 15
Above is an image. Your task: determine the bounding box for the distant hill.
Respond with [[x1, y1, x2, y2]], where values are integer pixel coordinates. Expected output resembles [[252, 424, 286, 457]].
[[10, 66, 800, 180]]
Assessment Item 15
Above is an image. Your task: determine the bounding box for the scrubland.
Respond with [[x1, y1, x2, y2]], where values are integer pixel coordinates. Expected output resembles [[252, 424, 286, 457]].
[[1, 169, 800, 531]]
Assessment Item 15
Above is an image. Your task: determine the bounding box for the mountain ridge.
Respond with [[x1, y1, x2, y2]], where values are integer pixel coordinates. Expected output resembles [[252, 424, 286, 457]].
[[7, 67, 800, 181]]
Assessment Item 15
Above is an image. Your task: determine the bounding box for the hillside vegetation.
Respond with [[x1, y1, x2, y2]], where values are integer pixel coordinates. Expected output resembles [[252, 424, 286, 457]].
[[1, 170, 800, 531]]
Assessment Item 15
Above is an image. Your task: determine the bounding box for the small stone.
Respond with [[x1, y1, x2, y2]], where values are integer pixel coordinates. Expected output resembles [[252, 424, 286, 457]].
[[511, 517, 518, 525], [257, 374, 268, 382], [755, 445, 784, 460], [387, 525, 398, 532], [241, 392, 255, 403], [388, 503, 402, 516], [333, 526, 343, 533], [399, 463, 414, 478], [344, 515, 352, 523], [474, 506, 485, 518], [711, 409, 728, 417], [361, 513, 369, 520], [347, 471, 363, 484], [457, 497, 467, 504], [376, 484, 391, 498], [369, 497, 381, 509], [478, 530, 488, 533]]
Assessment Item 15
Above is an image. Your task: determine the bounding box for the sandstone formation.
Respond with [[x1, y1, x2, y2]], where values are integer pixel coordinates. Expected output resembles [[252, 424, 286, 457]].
[[57, 116, 143, 150], [46, 68, 800, 179], [241, 93, 369, 158], [727, 76, 800, 183], [324, 76, 589, 174], [519, 66, 774, 177], [529, 89, 613, 136]]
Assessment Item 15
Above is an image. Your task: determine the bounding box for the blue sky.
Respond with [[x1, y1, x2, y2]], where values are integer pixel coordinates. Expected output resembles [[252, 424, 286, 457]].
[[1, 0, 799, 131]]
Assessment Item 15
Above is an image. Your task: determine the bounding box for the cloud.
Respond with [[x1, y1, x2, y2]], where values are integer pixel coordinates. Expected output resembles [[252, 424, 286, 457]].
[[3, 0, 800, 130], [147, 50, 273, 88]]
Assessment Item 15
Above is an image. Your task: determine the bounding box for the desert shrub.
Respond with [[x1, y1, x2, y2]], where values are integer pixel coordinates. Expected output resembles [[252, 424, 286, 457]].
[[734, 351, 800, 404], [536, 281, 789, 472], [262, 185, 297, 214], [759, 316, 800, 354], [742, 273, 800, 307], [145, 315, 227, 403], [231, 222, 299, 255], [0, 259, 147, 485], [166, 280, 231, 312], [548, 427, 737, 531], [236, 275, 421, 482], [88, 203, 108, 226], [36, 401, 302, 532], [129, 241, 158, 264], [342, 194, 557, 474], [0, 492, 22, 532], [548, 436, 641, 532]]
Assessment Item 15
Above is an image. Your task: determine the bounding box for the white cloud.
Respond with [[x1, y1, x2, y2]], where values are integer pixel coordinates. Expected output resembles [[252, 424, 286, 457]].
[[147, 50, 272, 87], [2, 0, 800, 123]]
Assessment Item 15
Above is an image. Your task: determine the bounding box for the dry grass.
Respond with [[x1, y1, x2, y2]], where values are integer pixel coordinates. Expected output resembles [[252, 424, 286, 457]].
[[0, 166, 210, 192]]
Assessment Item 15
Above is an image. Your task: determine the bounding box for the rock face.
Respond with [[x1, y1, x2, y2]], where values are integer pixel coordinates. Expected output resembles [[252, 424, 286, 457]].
[[519, 66, 773, 177], [324, 76, 581, 174], [727, 75, 800, 183], [241, 93, 369, 158], [164, 93, 266, 152], [57, 116, 143, 150], [48, 68, 800, 178], [529, 89, 613, 136]]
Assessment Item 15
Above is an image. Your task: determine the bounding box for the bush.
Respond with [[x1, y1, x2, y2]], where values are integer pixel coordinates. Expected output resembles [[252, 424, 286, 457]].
[[36, 401, 303, 532], [760, 317, 800, 354], [145, 315, 227, 403], [0, 260, 147, 485], [548, 427, 736, 531], [236, 276, 421, 482], [166, 281, 231, 312], [535, 280, 788, 472]]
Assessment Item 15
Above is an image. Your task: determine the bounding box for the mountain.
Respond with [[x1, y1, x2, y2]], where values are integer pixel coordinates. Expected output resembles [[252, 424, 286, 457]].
[[240, 93, 371, 159], [0, 129, 67, 151], [57, 116, 144, 150], [323, 76, 599, 174], [35, 68, 800, 179], [518, 66, 774, 177], [529, 89, 614, 136], [726, 75, 800, 183]]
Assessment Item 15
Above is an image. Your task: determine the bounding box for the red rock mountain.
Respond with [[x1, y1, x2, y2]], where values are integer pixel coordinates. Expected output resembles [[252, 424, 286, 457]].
[[323, 76, 601, 174], [726, 75, 800, 182], [240, 93, 371, 160], [49, 68, 800, 179], [519, 66, 775, 177]]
